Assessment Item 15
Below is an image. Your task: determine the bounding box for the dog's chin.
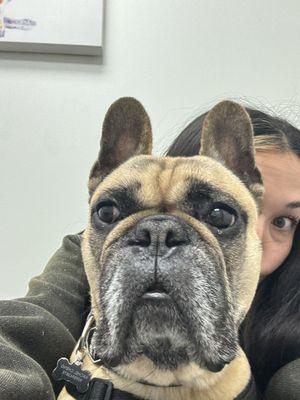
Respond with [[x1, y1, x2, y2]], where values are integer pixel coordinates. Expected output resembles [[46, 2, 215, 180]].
[[127, 294, 193, 369], [91, 295, 236, 374], [91, 295, 194, 370]]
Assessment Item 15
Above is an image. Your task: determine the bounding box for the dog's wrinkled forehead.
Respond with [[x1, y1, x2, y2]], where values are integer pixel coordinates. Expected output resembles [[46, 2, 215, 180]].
[[88, 98, 264, 217], [90, 155, 257, 221]]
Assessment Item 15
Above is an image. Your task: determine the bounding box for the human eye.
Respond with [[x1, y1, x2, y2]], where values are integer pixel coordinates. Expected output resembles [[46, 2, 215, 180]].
[[272, 216, 299, 232]]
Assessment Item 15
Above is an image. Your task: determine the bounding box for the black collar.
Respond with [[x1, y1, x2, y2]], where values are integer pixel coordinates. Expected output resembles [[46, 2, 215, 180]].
[[66, 377, 141, 400]]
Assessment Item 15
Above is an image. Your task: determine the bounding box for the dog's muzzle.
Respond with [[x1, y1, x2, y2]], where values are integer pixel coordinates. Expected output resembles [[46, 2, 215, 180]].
[[91, 215, 238, 373]]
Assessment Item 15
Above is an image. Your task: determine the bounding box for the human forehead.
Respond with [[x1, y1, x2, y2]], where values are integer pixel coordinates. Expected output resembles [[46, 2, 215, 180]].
[[91, 155, 257, 216], [255, 151, 300, 204]]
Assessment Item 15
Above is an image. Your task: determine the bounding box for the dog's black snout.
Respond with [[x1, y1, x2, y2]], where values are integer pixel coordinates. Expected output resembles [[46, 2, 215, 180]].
[[132, 228, 151, 247], [129, 215, 190, 255]]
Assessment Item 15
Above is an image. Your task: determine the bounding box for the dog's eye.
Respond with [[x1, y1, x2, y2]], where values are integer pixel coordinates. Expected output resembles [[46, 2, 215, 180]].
[[96, 203, 120, 224], [207, 207, 236, 229]]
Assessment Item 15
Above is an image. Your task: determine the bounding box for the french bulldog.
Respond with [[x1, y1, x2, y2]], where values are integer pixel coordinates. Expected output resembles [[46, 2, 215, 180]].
[[58, 98, 263, 400]]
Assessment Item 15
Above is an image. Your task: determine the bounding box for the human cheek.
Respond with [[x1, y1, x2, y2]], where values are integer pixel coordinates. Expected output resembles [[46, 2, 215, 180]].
[[260, 236, 292, 277]]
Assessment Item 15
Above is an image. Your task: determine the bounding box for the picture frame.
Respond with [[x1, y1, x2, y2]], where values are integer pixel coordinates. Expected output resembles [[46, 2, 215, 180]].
[[0, 0, 103, 56]]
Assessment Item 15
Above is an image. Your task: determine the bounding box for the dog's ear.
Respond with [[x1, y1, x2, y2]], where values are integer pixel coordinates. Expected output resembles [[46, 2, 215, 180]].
[[88, 97, 152, 196], [200, 100, 263, 204]]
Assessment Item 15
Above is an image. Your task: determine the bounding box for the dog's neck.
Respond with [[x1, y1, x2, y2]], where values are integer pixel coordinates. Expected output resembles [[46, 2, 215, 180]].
[[78, 347, 251, 400]]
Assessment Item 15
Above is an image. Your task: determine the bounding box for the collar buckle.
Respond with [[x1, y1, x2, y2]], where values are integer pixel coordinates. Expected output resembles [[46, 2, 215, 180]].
[[90, 378, 113, 400]]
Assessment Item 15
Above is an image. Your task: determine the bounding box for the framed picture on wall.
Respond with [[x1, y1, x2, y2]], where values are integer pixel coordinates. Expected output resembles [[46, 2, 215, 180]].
[[0, 0, 103, 55]]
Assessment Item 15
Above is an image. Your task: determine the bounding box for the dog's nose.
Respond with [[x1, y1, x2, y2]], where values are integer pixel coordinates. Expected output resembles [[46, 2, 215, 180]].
[[129, 215, 190, 256]]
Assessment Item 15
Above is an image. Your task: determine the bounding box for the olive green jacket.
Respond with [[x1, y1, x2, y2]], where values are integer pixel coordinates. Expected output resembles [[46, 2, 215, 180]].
[[0, 234, 89, 399], [0, 234, 299, 399]]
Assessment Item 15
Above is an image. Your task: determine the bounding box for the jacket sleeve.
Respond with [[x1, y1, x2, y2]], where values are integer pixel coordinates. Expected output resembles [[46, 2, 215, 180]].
[[0, 233, 89, 400], [264, 358, 300, 400]]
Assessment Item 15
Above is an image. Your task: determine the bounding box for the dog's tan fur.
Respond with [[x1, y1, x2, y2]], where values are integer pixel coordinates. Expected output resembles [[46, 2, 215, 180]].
[[58, 98, 263, 400]]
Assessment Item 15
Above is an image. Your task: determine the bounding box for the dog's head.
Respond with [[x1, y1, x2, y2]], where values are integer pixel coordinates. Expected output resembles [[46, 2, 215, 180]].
[[82, 98, 263, 383]]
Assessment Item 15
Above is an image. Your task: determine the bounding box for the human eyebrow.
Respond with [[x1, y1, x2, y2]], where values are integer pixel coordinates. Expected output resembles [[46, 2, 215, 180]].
[[286, 201, 300, 209]]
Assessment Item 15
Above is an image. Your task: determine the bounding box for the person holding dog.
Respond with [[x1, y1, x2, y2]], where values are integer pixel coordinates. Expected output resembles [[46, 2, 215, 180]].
[[167, 107, 300, 399], [0, 100, 299, 400]]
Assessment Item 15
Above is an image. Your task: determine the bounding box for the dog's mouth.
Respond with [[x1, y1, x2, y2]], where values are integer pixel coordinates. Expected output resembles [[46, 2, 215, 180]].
[[92, 271, 238, 374], [141, 282, 171, 301]]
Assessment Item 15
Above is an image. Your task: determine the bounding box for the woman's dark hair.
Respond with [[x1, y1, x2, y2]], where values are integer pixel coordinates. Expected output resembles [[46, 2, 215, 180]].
[[166, 107, 300, 393]]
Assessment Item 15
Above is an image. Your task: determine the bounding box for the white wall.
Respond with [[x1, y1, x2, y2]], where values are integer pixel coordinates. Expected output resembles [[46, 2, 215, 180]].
[[1, 0, 300, 299]]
